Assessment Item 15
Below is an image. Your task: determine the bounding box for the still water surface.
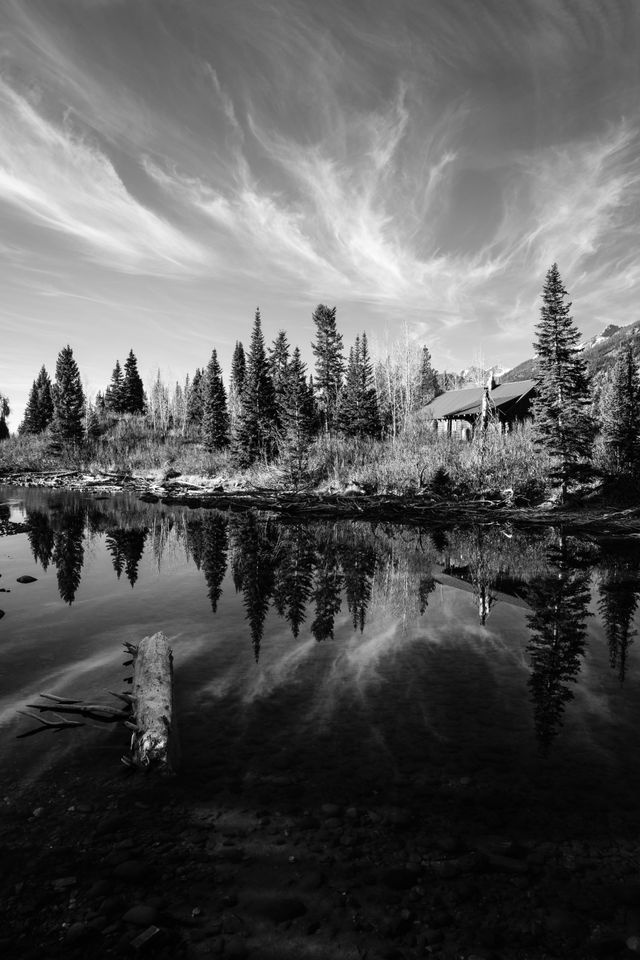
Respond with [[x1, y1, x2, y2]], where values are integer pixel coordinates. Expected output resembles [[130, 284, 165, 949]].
[[2, 485, 640, 840]]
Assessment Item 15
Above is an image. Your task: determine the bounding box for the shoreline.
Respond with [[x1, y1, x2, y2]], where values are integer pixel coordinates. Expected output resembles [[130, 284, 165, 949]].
[[2, 469, 640, 535]]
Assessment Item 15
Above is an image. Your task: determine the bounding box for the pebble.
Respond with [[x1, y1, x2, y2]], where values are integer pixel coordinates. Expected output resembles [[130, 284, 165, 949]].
[[122, 904, 160, 926]]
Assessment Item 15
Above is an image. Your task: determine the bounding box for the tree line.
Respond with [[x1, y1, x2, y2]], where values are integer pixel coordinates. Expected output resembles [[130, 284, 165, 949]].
[[4, 266, 640, 494]]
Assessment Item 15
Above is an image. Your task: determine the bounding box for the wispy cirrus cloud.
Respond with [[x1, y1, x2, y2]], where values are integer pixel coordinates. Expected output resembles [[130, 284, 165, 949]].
[[0, 76, 207, 275]]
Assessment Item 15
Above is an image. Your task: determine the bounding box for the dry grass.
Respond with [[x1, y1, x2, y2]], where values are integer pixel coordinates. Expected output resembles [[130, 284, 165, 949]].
[[0, 418, 553, 503]]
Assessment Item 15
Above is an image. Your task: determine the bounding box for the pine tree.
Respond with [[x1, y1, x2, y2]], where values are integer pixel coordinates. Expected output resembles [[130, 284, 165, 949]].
[[268, 330, 290, 435], [122, 349, 145, 414], [105, 360, 125, 413], [21, 367, 53, 434], [202, 349, 229, 450], [233, 309, 276, 466], [278, 347, 315, 486], [228, 341, 246, 427], [338, 333, 380, 438], [186, 367, 205, 430], [601, 343, 640, 473], [86, 404, 102, 443], [531, 264, 595, 500], [311, 304, 344, 434], [0, 392, 9, 440], [50, 345, 85, 446], [417, 346, 439, 404]]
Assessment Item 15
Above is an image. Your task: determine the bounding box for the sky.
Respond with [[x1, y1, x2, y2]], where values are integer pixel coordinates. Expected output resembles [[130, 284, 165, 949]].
[[2, 0, 640, 428]]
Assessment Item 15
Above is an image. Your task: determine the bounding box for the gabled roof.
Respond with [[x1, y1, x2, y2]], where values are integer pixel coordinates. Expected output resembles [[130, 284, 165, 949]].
[[425, 379, 537, 420]]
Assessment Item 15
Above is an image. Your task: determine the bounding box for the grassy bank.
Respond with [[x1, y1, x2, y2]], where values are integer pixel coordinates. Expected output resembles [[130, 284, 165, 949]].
[[0, 417, 554, 503]]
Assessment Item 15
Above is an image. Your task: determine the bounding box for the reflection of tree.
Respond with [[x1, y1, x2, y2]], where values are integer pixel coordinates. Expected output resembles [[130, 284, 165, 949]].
[[272, 525, 315, 637], [418, 575, 436, 614], [340, 537, 377, 631], [184, 519, 205, 570], [311, 536, 343, 642], [524, 536, 591, 754], [52, 514, 85, 604], [27, 511, 55, 570], [105, 528, 148, 586], [598, 550, 640, 684], [229, 514, 275, 660], [201, 514, 228, 614]]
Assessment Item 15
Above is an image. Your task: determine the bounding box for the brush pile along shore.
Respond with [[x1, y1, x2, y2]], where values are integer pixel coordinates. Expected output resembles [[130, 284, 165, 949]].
[[2, 468, 640, 535]]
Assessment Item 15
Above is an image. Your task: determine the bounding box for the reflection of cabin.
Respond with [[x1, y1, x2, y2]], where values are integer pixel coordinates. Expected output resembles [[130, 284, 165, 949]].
[[433, 564, 531, 624], [425, 378, 537, 439]]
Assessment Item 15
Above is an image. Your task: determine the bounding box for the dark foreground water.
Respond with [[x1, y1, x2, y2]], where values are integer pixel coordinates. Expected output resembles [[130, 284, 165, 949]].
[[5, 485, 640, 958], [2, 483, 640, 834]]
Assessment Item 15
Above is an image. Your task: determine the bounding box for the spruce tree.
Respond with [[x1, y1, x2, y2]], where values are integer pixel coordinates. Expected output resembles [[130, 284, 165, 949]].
[[186, 367, 205, 429], [202, 349, 229, 450], [233, 309, 276, 466], [601, 343, 640, 473], [311, 304, 344, 434], [278, 347, 315, 485], [0, 392, 9, 440], [531, 264, 595, 500], [417, 346, 439, 404], [21, 366, 54, 434], [105, 360, 125, 413], [122, 349, 145, 414], [268, 330, 290, 436], [338, 334, 380, 438], [228, 341, 246, 427], [50, 345, 85, 446]]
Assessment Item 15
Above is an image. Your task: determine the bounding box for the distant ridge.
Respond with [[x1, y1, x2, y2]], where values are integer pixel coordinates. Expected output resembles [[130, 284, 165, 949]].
[[501, 319, 640, 384]]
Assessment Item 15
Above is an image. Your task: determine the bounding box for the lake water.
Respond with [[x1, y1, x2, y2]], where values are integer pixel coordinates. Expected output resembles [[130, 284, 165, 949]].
[[2, 484, 640, 845]]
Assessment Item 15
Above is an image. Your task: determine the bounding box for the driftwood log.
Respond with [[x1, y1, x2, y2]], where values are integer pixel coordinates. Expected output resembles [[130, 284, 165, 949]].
[[18, 632, 180, 775], [127, 632, 180, 774]]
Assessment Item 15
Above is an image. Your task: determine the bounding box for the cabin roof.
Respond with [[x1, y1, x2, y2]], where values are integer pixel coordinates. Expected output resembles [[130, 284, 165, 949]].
[[425, 379, 537, 420]]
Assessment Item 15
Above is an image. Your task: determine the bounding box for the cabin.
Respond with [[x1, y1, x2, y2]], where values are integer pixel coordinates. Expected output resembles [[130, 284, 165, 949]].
[[424, 378, 537, 439]]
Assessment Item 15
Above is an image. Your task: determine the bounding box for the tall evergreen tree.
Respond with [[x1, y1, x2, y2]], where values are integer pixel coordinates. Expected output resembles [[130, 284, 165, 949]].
[[105, 360, 125, 413], [233, 309, 276, 466], [0, 392, 9, 440], [278, 347, 315, 485], [311, 304, 344, 434], [122, 349, 146, 414], [531, 264, 595, 499], [228, 341, 246, 427], [601, 343, 640, 473], [186, 367, 205, 430], [202, 349, 229, 450], [21, 367, 53, 434], [50, 345, 85, 446], [268, 330, 290, 435], [417, 346, 439, 404], [338, 333, 380, 438]]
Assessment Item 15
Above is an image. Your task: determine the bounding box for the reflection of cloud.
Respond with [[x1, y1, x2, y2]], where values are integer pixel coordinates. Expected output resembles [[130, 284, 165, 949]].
[[0, 77, 206, 275]]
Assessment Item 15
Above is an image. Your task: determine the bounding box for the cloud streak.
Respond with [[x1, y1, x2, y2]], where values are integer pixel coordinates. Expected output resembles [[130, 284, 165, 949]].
[[0, 76, 207, 275]]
